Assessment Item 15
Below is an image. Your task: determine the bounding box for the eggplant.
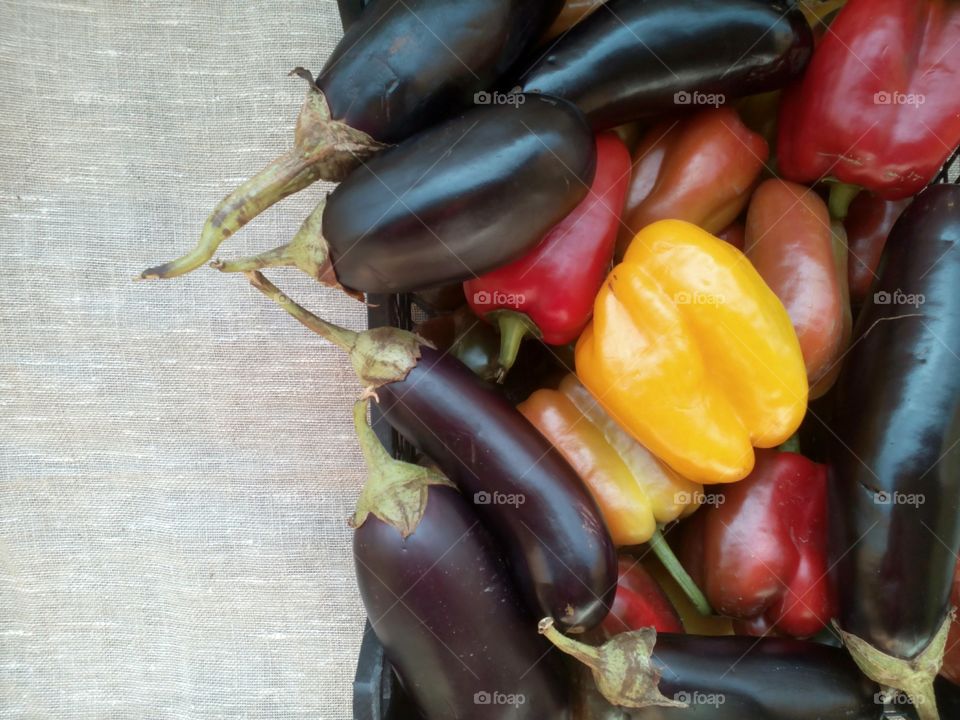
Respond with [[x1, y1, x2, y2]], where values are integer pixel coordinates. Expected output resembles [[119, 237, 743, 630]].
[[827, 185, 960, 714], [244, 273, 617, 632], [141, 0, 565, 280], [351, 398, 569, 720], [517, 0, 813, 130], [204, 95, 596, 294], [542, 624, 883, 720], [336, 0, 367, 31]]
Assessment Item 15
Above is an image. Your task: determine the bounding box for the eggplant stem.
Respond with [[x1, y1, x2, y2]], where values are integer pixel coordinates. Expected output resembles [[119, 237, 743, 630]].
[[538, 618, 603, 666], [138, 82, 385, 281], [648, 527, 713, 616], [245, 270, 357, 352]]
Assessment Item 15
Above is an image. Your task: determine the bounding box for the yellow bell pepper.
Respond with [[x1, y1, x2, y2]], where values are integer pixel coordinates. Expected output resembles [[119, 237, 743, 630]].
[[576, 219, 808, 485], [518, 374, 703, 547]]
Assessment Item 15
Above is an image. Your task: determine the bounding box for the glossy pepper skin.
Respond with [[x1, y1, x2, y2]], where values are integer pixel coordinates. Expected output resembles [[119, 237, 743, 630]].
[[464, 133, 631, 375], [745, 179, 852, 398], [518, 0, 812, 131], [777, 0, 960, 202], [577, 220, 809, 485], [616, 109, 768, 258], [828, 186, 960, 709], [845, 193, 911, 305], [679, 448, 834, 638], [600, 558, 683, 638], [518, 374, 702, 547], [352, 400, 569, 719]]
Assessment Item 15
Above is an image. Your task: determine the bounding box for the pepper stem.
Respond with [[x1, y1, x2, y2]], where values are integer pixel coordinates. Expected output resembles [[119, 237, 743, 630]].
[[648, 527, 713, 616], [351, 396, 455, 538], [538, 617, 687, 710], [778, 434, 802, 454], [835, 611, 954, 720], [244, 270, 427, 387], [138, 71, 385, 280], [490, 310, 541, 382], [828, 182, 862, 221]]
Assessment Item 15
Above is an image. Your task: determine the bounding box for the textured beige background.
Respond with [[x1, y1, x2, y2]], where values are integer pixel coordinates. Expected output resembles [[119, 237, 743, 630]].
[[0, 2, 368, 717]]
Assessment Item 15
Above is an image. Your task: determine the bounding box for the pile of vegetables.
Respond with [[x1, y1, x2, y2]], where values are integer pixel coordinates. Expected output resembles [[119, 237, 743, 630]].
[[142, 0, 960, 718]]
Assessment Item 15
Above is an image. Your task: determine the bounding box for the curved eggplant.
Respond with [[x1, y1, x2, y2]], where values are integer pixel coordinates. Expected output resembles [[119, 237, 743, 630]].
[[352, 400, 569, 720], [376, 345, 616, 631], [242, 273, 617, 633], [827, 185, 960, 712], [518, 0, 813, 130], [141, 0, 564, 280], [211, 96, 596, 295]]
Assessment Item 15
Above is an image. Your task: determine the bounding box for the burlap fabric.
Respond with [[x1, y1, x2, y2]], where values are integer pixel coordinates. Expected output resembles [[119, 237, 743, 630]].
[[1, 2, 366, 717]]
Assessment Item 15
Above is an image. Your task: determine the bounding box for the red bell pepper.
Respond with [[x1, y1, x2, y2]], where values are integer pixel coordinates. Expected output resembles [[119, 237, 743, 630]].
[[679, 446, 834, 638], [600, 557, 684, 638], [616, 107, 768, 258], [845, 193, 911, 304], [940, 558, 960, 685], [464, 132, 631, 376], [777, 0, 960, 215]]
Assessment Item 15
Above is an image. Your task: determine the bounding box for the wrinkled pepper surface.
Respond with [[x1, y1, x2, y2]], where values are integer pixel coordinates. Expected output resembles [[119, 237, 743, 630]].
[[679, 447, 835, 638], [845, 193, 910, 304], [777, 0, 960, 208], [577, 220, 808, 485], [519, 374, 702, 547], [465, 133, 631, 375], [600, 557, 684, 638], [616, 108, 768, 257], [745, 179, 852, 398]]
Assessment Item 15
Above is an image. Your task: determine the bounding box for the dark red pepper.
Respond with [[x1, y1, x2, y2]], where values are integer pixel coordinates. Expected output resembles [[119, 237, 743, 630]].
[[464, 132, 630, 376], [777, 0, 960, 214], [680, 446, 834, 638], [600, 557, 684, 638], [844, 193, 911, 305]]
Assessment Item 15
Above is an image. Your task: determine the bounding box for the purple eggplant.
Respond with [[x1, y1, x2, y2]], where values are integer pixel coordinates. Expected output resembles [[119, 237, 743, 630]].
[[139, 0, 564, 281], [243, 272, 616, 632], [148, 96, 596, 296], [351, 397, 569, 720], [827, 184, 960, 716], [517, 0, 812, 130]]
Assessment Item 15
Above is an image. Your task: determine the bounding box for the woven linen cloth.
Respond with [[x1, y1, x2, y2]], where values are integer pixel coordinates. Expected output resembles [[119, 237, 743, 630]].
[[1, 2, 369, 717]]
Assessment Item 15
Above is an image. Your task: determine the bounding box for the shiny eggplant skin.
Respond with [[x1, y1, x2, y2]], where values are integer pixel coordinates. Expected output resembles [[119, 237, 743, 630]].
[[319, 0, 564, 143], [336, 0, 367, 31], [828, 184, 960, 660], [518, 0, 813, 130], [632, 635, 878, 720], [375, 345, 617, 632], [355, 484, 569, 720], [324, 95, 596, 294]]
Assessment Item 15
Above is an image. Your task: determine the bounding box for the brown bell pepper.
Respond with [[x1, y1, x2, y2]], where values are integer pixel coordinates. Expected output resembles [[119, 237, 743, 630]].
[[616, 108, 768, 258], [745, 179, 852, 398]]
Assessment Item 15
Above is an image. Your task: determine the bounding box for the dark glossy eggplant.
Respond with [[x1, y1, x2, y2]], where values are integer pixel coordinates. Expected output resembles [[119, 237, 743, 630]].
[[517, 0, 813, 130], [140, 0, 564, 280], [827, 185, 960, 711], [336, 0, 367, 31], [542, 624, 882, 720], [206, 95, 596, 295], [351, 399, 569, 720], [376, 345, 615, 631], [244, 273, 617, 633]]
